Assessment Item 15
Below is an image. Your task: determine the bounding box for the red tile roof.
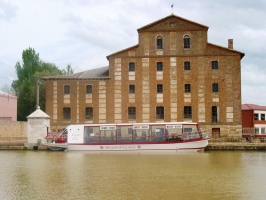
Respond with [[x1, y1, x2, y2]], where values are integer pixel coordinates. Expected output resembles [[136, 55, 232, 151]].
[[242, 104, 266, 111]]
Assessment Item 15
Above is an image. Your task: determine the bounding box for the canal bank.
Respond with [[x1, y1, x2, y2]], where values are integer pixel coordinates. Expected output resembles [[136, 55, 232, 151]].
[[1, 140, 266, 150], [206, 142, 266, 150]]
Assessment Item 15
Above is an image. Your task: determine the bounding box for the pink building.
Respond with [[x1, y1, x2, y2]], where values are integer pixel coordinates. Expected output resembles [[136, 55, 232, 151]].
[[0, 91, 17, 121]]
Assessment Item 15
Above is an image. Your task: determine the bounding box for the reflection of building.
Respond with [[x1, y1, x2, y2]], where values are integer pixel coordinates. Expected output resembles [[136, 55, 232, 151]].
[[43, 14, 244, 138], [0, 91, 17, 121], [242, 104, 266, 136]]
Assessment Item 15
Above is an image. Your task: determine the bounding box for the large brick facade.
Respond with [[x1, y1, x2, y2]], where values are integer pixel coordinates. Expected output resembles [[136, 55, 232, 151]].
[[43, 14, 244, 138]]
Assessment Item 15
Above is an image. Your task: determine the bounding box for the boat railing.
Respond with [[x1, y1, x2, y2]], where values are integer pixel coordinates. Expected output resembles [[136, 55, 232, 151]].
[[182, 131, 202, 141], [45, 129, 67, 143]]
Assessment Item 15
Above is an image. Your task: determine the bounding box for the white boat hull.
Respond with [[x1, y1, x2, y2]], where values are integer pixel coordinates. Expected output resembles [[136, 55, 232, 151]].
[[67, 139, 208, 152]]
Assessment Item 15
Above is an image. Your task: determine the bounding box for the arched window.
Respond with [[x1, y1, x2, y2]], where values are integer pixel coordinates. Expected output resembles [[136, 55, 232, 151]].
[[85, 107, 93, 120], [156, 36, 163, 49], [184, 61, 190, 70], [156, 106, 164, 119], [184, 106, 192, 119], [212, 106, 218, 122], [212, 83, 219, 92], [63, 107, 71, 120], [64, 85, 70, 94], [128, 107, 136, 119], [184, 35, 190, 49], [129, 62, 135, 71]]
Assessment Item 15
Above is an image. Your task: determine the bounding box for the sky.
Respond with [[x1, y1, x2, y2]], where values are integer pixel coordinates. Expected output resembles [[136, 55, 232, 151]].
[[0, 0, 266, 105]]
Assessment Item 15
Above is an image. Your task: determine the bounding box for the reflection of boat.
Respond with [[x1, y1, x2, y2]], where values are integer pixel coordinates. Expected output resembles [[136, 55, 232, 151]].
[[44, 122, 208, 152], [46, 143, 68, 151]]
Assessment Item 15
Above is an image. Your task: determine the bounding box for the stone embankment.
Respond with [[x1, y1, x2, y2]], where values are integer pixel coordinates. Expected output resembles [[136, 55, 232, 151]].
[[0, 138, 48, 150], [206, 142, 266, 150]]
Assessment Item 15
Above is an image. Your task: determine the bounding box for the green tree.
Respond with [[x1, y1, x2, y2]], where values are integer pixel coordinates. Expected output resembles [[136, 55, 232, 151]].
[[62, 63, 74, 75], [12, 47, 64, 121]]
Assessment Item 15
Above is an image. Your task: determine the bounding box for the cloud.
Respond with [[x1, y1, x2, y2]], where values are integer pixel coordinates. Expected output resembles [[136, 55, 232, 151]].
[[0, 0, 266, 106], [0, 1, 18, 21]]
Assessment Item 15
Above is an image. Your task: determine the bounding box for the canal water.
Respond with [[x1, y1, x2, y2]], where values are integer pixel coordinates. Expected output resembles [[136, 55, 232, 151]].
[[1, 150, 266, 200]]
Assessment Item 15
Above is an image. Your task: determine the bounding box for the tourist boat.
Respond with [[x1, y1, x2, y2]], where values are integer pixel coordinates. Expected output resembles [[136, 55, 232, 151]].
[[44, 122, 208, 152]]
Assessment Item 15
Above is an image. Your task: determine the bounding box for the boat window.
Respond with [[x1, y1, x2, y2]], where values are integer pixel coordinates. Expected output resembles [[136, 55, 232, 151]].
[[132, 128, 149, 142], [150, 125, 165, 142], [183, 124, 200, 140], [100, 129, 116, 143], [166, 126, 183, 138], [116, 125, 133, 143], [183, 125, 197, 133], [84, 126, 100, 143]]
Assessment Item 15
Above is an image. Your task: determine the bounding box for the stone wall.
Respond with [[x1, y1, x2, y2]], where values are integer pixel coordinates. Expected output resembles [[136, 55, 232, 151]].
[[0, 120, 28, 138], [200, 124, 242, 141]]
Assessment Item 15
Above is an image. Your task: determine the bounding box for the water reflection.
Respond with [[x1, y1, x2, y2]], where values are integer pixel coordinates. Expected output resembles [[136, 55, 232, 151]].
[[1, 151, 266, 200]]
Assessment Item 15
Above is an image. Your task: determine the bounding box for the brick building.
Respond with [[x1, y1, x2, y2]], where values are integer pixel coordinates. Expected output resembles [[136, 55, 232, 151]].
[[242, 104, 266, 137], [43, 14, 244, 138]]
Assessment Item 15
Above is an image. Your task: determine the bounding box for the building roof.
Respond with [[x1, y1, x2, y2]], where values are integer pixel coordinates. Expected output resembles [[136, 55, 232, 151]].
[[27, 107, 50, 119], [207, 43, 245, 59], [107, 44, 138, 60], [242, 104, 266, 111], [137, 14, 209, 31], [42, 66, 110, 81]]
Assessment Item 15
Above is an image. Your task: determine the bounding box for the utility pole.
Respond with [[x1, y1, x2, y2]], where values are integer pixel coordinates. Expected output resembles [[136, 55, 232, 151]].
[[36, 78, 41, 109]]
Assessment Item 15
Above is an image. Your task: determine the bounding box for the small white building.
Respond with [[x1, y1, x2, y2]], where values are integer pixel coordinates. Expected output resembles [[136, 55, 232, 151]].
[[27, 107, 50, 145]]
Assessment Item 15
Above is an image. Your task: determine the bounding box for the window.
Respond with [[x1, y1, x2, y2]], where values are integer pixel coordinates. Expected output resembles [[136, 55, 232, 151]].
[[184, 84, 190, 93], [212, 61, 218, 70], [212, 106, 218, 122], [129, 62, 135, 71], [156, 36, 163, 49], [86, 85, 92, 94], [184, 35, 190, 49], [128, 107, 136, 119], [184, 61, 190, 70], [63, 107, 71, 120], [184, 106, 192, 119], [157, 62, 163, 71], [64, 85, 70, 94], [262, 128, 265, 134], [212, 83, 219, 92], [254, 113, 259, 120], [129, 85, 135, 93], [157, 84, 163, 93], [261, 114, 265, 121], [156, 106, 164, 119], [85, 107, 93, 120]]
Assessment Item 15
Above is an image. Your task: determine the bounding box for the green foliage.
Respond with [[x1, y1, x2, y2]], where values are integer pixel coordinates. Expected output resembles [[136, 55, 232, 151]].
[[12, 47, 68, 121], [62, 63, 74, 75], [23, 146, 28, 150]]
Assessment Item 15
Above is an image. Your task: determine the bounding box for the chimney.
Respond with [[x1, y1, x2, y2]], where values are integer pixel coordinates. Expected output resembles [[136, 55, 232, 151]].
[[228, 39, 233, 49]]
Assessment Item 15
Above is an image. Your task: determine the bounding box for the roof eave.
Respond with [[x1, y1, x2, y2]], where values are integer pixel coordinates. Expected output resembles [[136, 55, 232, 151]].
[[42, 77, 110, 81], [137, 14, 209, 32], [208, 42, 245, 59], [106, 44, 139, 60]]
